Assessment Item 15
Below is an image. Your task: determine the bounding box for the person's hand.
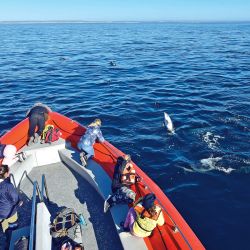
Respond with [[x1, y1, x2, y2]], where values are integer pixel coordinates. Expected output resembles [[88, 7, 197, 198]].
[[18, 200, 23, 207], [136, 176, 141, 183]]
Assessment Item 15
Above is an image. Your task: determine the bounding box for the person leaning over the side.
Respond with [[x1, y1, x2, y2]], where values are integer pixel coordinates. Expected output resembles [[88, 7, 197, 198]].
[[77, 118, 105, 167], [104, 154, 140, 213], [26, 102, 52, 146], [0, 165, 22, 249], [122, 193, 165, 237]]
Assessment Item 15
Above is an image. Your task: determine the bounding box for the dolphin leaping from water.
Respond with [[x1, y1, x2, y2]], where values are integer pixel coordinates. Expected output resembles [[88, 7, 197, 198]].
[[164, 112, 174, 133]]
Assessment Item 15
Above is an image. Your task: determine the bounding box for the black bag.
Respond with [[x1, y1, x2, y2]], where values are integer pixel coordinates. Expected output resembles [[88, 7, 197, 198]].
[[50, 208, 81, 239], [14, 236, 29, 250]]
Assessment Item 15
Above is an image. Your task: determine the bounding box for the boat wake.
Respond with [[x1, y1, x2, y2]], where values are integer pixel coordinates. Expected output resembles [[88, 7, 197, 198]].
[[166, 183, 199, 193]]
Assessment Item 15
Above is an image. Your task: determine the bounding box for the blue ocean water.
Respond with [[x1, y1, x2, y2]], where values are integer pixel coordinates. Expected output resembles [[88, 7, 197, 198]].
[[0, 22, 249, 249]]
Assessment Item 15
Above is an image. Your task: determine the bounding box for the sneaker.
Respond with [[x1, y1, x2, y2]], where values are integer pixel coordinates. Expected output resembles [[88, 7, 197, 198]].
[[104, 195, 112, 213], [40, 139, 45, 144], [23, 152, 27, 160], [33, 133, 39, 144], [80, 152, 87, 167], [16, 153, 22, 162], [28, 136, 34, 146]]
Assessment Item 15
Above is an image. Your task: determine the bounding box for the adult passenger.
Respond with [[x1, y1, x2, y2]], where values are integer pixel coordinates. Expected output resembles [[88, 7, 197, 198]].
[[26, 103, 52, 146], [122, 193, 165, 237], [104, 154, 140, 213], [0, 165, 22, 248], [77, 118, 104, 167]]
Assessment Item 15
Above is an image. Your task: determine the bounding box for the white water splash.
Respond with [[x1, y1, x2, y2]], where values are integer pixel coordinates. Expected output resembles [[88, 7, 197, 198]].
[[203, 132, 224, 150], [200, 156, 235, 174]]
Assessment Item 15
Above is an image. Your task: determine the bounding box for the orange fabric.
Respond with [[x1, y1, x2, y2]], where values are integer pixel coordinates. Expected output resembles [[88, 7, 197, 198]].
[[134, 205, 161, 221]]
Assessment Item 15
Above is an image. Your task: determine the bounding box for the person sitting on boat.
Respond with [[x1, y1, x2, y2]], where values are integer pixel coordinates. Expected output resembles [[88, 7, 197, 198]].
[[0, 165, 22, 248], [77, 118, 104, 166], [26, 102, 52, 146], [122, 193, 165, 237], [104, 154, 140, 213], [0, 143, 27, 166]]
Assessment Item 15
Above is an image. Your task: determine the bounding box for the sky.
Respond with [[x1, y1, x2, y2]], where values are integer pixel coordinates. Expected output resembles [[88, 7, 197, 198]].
[[0, 0, 249, 22]]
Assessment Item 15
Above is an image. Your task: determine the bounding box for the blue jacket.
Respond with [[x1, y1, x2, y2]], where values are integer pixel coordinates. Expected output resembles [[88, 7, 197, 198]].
[[78, 125, 104, 149], [0, 144, 6, 158], [0, 177, 20, 219]]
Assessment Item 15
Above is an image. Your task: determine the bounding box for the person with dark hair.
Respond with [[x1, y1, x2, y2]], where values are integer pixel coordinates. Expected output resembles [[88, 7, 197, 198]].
[[0, 165, 22, 248], [104, 154, 140, 213], [26, 102, 52, 146], [77, 118, 104, 167], [121, 193, 165, 237]]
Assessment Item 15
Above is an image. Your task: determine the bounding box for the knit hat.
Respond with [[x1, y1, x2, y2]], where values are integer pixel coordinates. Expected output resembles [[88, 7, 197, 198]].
[[142, 193, 156, 210]]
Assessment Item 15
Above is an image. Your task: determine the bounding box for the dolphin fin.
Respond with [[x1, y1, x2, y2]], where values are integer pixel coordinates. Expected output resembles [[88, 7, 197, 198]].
[[164, 112, 174, 133]]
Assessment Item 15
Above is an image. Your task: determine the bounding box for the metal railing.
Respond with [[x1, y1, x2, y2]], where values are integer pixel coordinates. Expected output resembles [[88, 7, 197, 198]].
[[29, 181, 38, 250], [41, 174, 50, 203], [136, 176, 193, 250], [9, 172, 50, 250]]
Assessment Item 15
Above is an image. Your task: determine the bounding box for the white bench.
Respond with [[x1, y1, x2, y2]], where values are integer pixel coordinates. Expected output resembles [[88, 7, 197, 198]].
[[59, 148, 147, 250]]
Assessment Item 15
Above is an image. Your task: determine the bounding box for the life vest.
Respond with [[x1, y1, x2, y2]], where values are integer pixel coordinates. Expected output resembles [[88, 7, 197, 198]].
[[120, 163, 136, 185], [134, 205, 162, 233]]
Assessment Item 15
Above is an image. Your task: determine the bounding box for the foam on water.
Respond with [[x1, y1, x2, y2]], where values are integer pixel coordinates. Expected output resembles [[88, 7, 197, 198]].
[[200, 156, 235, 174]]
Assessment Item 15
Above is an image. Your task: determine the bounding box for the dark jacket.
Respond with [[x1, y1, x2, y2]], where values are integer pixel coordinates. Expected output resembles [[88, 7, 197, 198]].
[[0, 177, 19, 219], [111, 157, 128, 193], [27, 105, 49, 117], [0, 144, 6, 158]]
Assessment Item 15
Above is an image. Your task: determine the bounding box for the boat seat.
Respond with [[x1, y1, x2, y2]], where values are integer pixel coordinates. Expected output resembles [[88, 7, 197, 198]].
[[9, 138, 65, 187], [36, 202, 52, 250], [59, 147, 148, 250]]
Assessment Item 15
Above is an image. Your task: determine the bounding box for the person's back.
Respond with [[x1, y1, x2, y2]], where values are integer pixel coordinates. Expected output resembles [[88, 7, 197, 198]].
[[26, 102, 52, 146], [79, 124, 104, 147], [133, 204, 164, 237], [0, 177, 19, 219], [78, 119, 104, 166], [111, 156, 126, 193], [28, 105, 49, 117]]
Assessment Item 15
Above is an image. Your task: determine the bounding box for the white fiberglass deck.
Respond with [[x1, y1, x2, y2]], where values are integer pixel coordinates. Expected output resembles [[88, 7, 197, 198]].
[[1, 138, 147, 250]]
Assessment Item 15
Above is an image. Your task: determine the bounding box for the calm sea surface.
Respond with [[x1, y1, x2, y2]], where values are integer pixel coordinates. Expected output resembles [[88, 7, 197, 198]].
[[0, 22, 249, 249]]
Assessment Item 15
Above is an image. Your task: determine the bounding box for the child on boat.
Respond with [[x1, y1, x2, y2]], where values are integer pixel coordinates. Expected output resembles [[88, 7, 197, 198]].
[[77, 118, 105, 167], [0, 165, 22, 249], [122, 193, 165, 237], [0, 143, 26, 166], [26, 102, 52, 146], [104, 154, 140, 213]]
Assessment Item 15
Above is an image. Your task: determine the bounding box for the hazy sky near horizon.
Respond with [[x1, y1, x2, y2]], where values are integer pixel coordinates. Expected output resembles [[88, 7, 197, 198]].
[[0, 0, 249, 22]]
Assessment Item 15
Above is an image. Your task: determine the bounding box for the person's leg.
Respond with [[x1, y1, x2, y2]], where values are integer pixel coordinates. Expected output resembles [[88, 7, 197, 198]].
[[2, 213, 18, 249], [124, 207, 137, 230], [28, 114, 38, 137], [120, 186, 136, 203], [80, 147, 93, 166], [36, 114, 45, 136]]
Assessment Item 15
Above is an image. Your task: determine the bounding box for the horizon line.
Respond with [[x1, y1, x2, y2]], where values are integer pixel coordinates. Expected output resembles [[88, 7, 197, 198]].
[[0, 20, 250, 24]]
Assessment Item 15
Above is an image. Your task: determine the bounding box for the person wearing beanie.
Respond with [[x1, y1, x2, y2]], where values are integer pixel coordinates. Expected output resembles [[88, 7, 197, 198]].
[[122, 193, 165, 237]]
